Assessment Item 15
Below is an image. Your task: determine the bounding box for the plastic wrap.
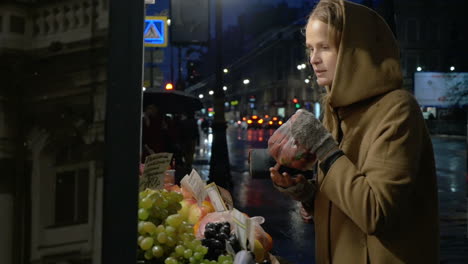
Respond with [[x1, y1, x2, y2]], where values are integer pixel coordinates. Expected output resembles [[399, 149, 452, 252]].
[[268, 111, 316, 170]]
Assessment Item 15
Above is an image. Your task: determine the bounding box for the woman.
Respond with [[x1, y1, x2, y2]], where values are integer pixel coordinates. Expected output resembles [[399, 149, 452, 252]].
[[268, 0, 439, 263]]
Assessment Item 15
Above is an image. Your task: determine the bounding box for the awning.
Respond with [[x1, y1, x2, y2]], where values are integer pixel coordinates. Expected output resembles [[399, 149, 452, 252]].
[[143, 89, 204, 113]]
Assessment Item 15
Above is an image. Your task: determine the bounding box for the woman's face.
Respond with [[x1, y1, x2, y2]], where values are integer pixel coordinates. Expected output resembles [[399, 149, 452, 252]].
[[305, 19, 339, 87]]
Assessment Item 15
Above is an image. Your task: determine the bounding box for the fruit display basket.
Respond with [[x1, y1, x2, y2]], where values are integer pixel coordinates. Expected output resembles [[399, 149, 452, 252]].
[[136, 180, 277, 264]]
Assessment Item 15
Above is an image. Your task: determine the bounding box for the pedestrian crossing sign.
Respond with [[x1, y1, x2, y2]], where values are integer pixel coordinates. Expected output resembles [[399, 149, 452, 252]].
[[144, 16, 168, 47]]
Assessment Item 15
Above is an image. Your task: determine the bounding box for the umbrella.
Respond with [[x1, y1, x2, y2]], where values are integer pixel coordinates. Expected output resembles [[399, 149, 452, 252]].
[[143, 89, 204, 114]]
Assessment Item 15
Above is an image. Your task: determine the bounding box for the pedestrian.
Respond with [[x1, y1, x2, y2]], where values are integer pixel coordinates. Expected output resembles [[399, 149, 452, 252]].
[[267, 0, 439, 263], [141, 104, 169, 162]]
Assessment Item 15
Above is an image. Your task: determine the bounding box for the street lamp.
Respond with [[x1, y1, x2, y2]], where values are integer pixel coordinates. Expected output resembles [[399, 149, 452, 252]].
[[305, 79, 310, 84], [450, 66, 455, 71], [416, 66, 422, 72], [297, 64, 307, 70], [243, 79, 250, 85], [223, 86, 227, 91], [209, 90, 214, 95], [223, 68, 229, 73], [199, 94, 204, 99]]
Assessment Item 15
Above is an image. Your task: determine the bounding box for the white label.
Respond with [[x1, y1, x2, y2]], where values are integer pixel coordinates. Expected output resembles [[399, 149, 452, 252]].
[[247, 220, 256, 252], [180, 169, 207, 203], [205, 183, 228, 212], [140, 152, 173, 190], [231, 209, 250, 250]]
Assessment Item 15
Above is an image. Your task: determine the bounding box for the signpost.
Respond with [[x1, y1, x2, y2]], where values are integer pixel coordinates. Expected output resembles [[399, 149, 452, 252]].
[[144, 16, 168, 47]]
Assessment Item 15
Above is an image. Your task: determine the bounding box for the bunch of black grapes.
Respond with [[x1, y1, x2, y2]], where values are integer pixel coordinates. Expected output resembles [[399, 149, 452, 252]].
[[201, 222, 241, 260]]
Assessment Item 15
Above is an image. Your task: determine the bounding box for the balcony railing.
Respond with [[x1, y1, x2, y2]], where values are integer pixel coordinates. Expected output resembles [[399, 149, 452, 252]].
[[0, 0, 108, 51]]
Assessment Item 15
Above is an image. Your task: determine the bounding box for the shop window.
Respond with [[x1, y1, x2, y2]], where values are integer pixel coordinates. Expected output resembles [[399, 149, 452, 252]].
[[54, 165, 89, 226], [10, 15, 25, 34]]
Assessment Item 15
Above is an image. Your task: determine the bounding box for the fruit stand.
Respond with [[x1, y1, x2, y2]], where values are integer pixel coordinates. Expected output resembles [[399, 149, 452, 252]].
[[137, 153, 278, 264]]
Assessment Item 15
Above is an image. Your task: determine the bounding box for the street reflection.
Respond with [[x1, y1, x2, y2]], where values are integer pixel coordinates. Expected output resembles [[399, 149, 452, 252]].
[[192, 128, 467, 263]]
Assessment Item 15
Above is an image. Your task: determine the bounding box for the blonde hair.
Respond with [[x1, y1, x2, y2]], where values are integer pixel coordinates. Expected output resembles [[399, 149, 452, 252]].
[[308, 0, 344, 136], [309, 0, 343, 49]]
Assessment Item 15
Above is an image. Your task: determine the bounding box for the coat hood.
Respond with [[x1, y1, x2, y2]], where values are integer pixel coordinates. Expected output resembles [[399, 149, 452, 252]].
[[328, 0, 402, 108]]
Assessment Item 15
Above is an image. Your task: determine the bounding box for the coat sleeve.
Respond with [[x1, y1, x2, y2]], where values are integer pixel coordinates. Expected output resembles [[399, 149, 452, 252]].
[[319, 97, 425, 235]]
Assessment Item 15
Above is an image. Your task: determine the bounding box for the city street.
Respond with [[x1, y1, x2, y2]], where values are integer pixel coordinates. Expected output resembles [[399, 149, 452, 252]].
[[193, 126, 468, 264]]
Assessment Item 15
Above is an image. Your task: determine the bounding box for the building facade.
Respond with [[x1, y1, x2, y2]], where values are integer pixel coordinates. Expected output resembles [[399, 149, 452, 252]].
[[190, 0, 468, 125], [0, 0, 109, 263]]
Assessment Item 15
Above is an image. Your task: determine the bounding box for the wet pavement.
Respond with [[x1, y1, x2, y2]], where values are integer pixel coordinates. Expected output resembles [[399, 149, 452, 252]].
[[193, 126, 468, 264]]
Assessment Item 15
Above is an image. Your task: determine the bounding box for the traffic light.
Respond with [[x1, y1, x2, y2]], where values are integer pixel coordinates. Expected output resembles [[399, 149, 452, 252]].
[[292, 97, 301, 108], [165, 83, 174, 90], [186, 60, 201, 85]]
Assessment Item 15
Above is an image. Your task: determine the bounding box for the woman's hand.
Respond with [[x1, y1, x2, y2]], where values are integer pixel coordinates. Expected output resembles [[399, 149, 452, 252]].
[[270, 163, 317, 203], [269, 163, 308, 188], [268, 109, 338, 170], [299, 204, 313, 223]]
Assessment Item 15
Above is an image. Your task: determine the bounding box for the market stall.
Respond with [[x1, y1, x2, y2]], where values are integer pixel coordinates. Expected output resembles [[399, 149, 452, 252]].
[[137, 153, 278, 264]]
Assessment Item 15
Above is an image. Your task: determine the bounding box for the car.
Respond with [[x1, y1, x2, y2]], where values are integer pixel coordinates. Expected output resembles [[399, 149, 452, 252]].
[[237, 115, 284, 129], [263, 115, 284, 129], [246, 115, 263, 129]]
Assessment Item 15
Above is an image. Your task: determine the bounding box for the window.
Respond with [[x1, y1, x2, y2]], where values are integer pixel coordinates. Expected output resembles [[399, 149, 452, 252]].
[[449, 21, 458, 41], [406, 19, 418, 42], [10, 15, 25, 34], [427, 20, 439, 42], [54, 165, 89, 226], [405, 54, 417, 76]]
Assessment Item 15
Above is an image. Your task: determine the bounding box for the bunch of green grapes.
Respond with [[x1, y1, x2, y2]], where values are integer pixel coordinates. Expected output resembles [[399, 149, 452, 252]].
[[138, 189, 183, 225], [137, 189, 234, 264]]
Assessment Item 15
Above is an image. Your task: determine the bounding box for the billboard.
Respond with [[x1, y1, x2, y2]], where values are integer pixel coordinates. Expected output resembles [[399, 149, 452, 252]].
[[170, 0, 210, 44], [414, 72, 468, 107]]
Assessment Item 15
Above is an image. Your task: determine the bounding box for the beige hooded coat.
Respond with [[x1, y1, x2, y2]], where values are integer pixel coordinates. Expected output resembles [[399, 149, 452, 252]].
[[313, 1, 439, 263]]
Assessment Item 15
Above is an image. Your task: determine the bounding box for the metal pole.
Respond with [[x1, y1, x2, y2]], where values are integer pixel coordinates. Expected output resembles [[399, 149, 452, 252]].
[[170, 46, 174, 83], [178, 46, 182, 83], [150, 48, 154, 88], [169, 0, 174, 84], [466, 108, 468, 239], [209, 0, 232, 190]]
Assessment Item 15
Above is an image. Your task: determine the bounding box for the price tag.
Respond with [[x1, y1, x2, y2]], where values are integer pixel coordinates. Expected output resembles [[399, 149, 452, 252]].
[[180, 169, 207, 204], [205, 183, 228, 212], [231, 209, 250, 250], [140, 152, 173, 190], [247, 220, 256, 252]]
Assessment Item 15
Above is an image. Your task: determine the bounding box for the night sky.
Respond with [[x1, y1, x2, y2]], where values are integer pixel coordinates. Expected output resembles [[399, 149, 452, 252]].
[[145, 0, 380, 86], [147, 0, 376, 29]]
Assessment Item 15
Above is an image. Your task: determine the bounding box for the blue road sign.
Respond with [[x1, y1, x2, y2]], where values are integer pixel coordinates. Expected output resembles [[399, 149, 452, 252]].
[[144, 16, 167, 47]]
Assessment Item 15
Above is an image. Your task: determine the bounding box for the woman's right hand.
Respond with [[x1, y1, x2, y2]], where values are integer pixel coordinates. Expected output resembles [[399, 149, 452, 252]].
[[269, 163, 307, 188], [299, 204, 313, 223], [270, 163, 317, 203]]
